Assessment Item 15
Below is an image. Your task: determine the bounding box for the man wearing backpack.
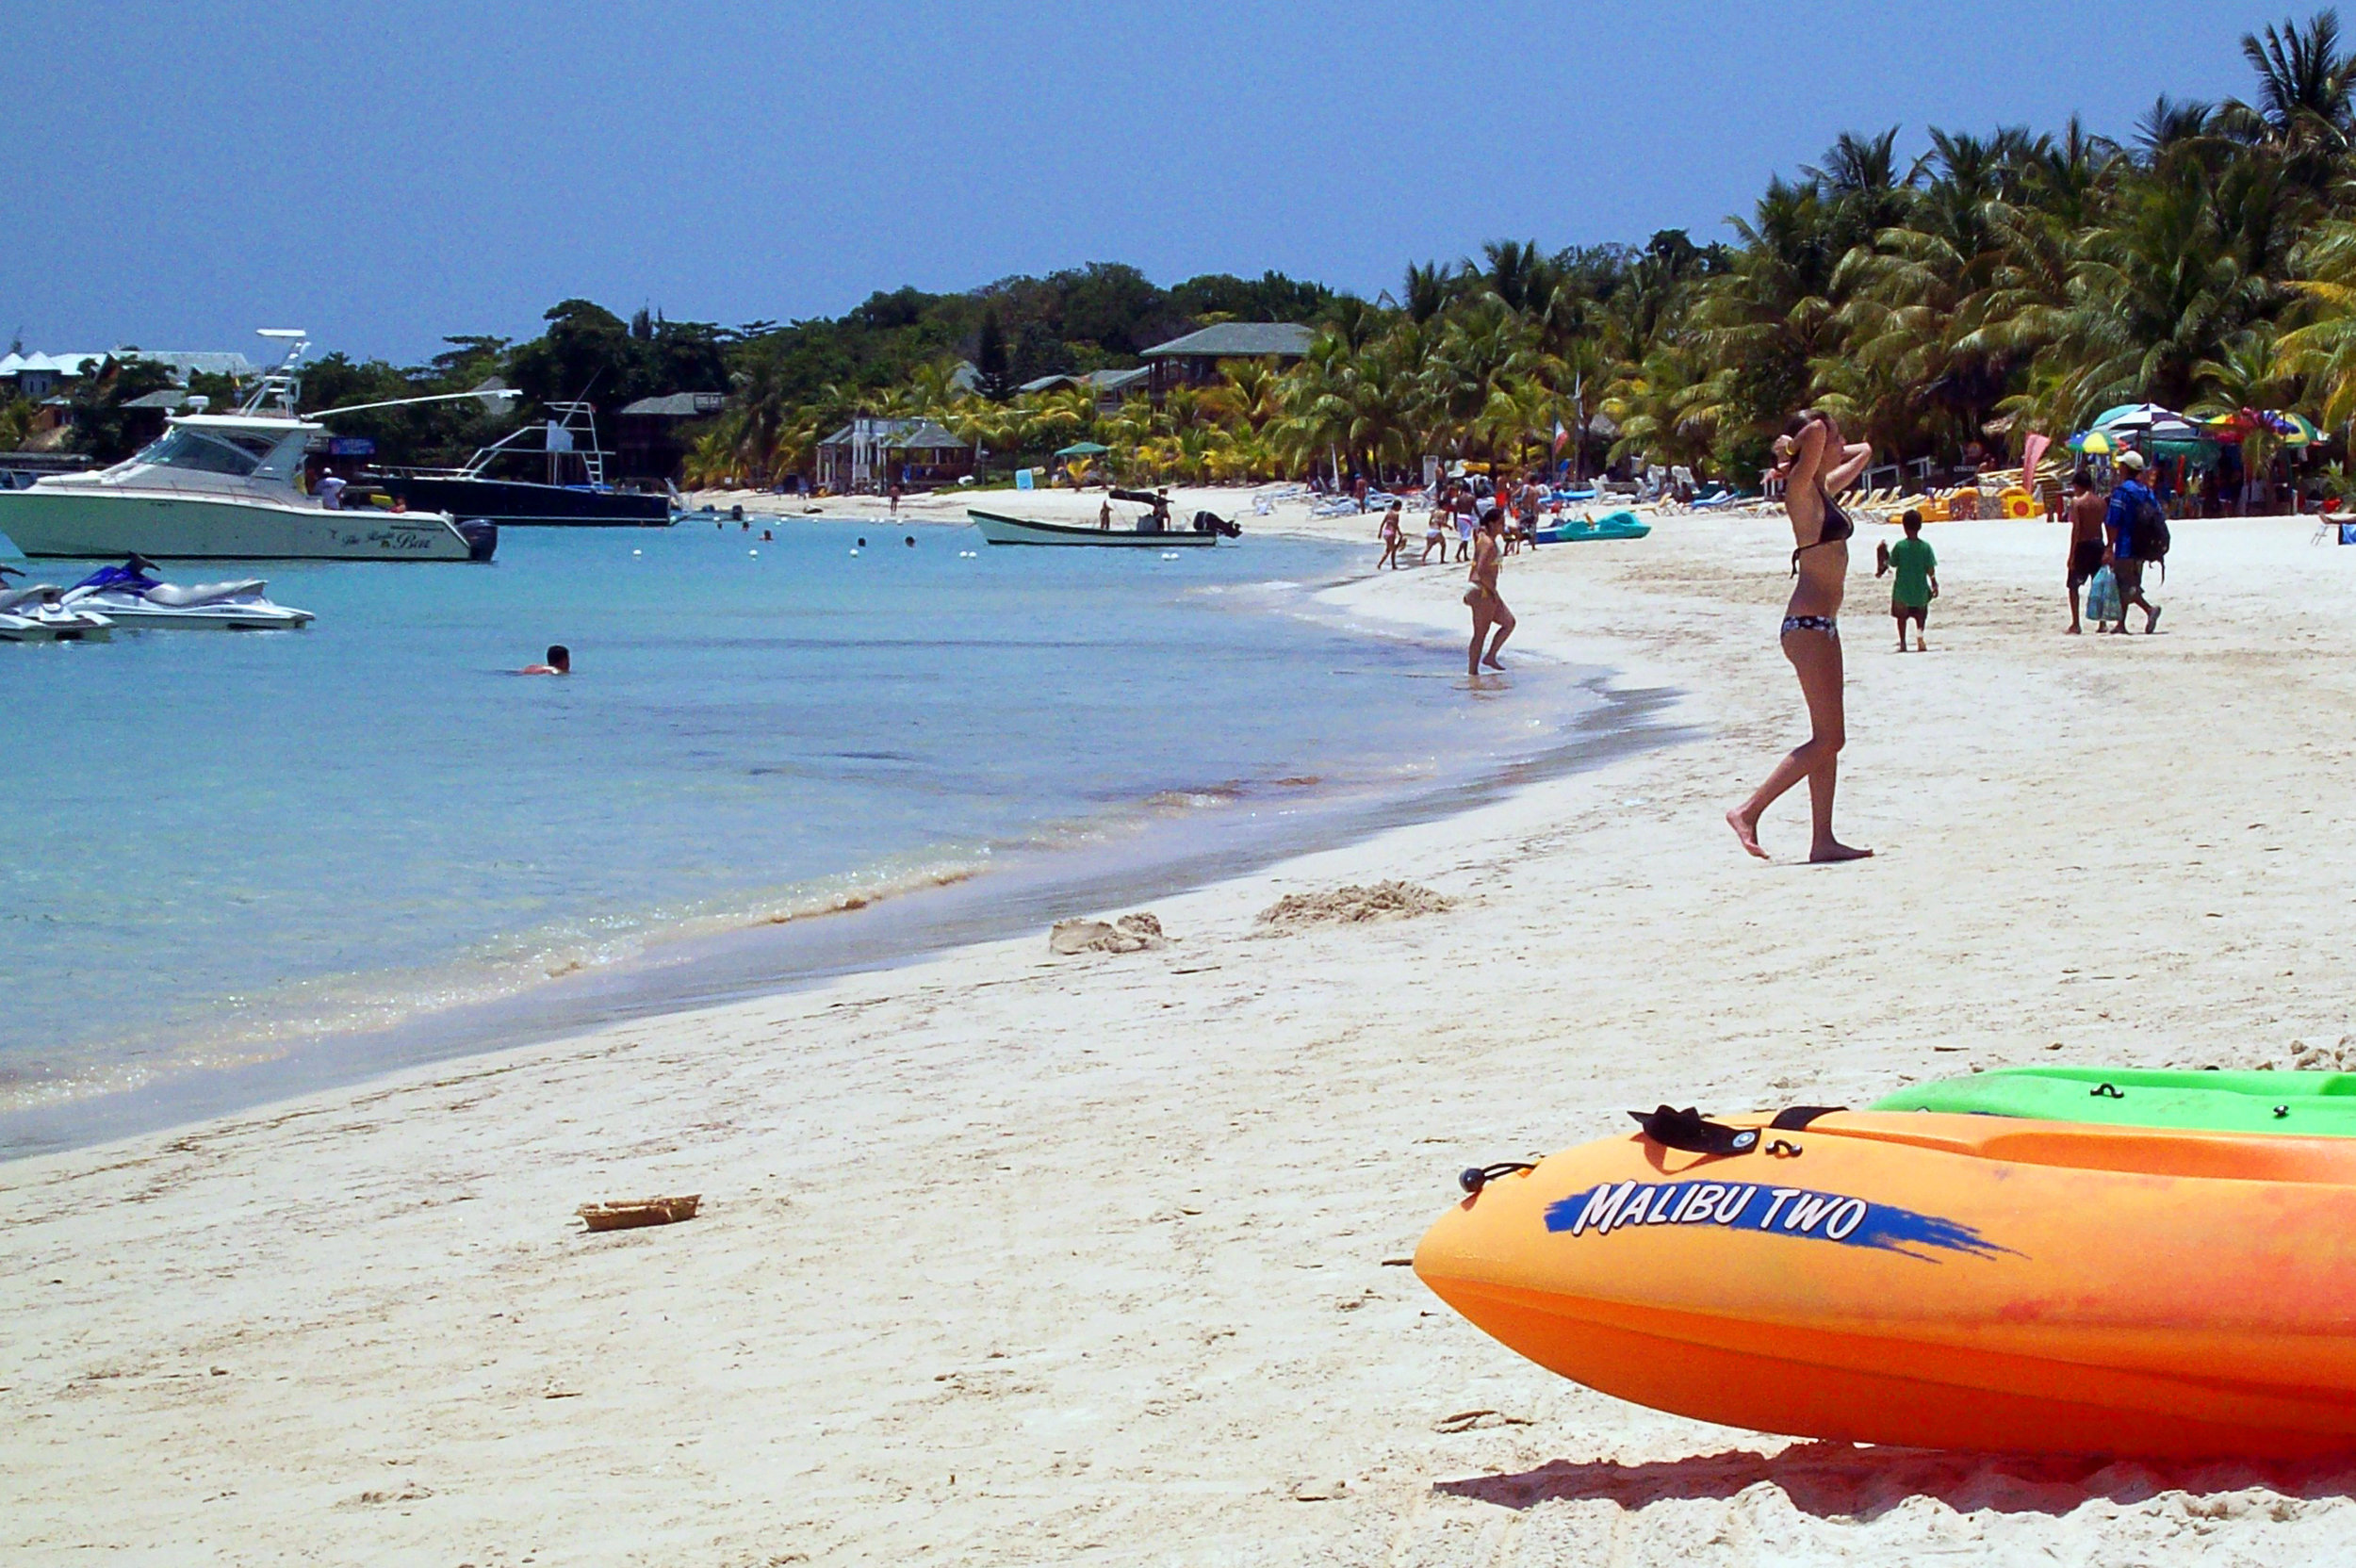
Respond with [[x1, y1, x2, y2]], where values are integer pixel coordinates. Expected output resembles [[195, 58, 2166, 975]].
[[2105, 451, 2164, 635]]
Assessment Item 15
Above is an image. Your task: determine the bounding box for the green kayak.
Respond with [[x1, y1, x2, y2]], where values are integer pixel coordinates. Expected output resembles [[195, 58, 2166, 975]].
[[1871, 1066, 2356, 1135], [1534, 509, 1650, 545]]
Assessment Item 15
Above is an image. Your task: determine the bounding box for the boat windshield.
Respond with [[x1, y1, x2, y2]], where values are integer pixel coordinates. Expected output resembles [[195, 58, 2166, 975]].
[[132, 427, 285, 478]]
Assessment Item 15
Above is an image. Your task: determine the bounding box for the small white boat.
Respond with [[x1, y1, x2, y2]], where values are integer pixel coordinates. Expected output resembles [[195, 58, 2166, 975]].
[[969, 503, 1238, 547], [0, 567, 113, 642], [60, 557, 314, 629]]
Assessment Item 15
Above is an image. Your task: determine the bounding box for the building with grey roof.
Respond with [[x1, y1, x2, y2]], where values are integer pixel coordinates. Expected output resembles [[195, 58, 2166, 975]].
[[814, 416, 974, 492], [121, 351, 259, 383], [1138, 322, 1315, 400], [1016, 366, 1151, 412]]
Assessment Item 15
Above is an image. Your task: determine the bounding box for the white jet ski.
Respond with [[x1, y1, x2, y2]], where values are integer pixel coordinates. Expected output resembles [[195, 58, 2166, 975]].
[[60, 555, 315, 629], [0, 565, 113, 641]]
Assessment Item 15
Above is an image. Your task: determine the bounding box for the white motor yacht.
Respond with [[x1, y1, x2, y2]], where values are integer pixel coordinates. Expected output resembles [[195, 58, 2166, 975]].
[[0, 333, 499, 564]]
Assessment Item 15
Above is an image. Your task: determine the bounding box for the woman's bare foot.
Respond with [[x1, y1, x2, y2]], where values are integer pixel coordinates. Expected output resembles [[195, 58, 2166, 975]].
[[1809, 840, 1873, 863], [1481, 654, 1505, 671], [1727, 808, 1768, 859]]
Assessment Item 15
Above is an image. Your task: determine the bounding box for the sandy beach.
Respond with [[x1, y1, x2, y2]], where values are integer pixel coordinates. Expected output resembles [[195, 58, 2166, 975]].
[[9, 498, 2356, 1564]]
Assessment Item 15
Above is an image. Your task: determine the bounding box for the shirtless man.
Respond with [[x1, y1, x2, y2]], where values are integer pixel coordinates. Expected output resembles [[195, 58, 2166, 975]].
[[1464, 510, 1515, 676], [2066, 471, 2108, 634], [521, 644, 570, 676]]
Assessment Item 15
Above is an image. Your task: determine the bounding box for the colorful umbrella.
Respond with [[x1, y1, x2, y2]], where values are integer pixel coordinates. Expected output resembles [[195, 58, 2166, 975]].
[[2264, 412, 2321, 447], [2070, 430, 2118, 455], [2092, 403, 2201, 443]]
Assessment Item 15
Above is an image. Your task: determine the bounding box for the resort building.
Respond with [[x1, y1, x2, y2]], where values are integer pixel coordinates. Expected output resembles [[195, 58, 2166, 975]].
[[615, 391, 728, 482], [0, 349, 257, 401], [1139, 322, 1315, 401], [1017, 367, 1152, 413], [0, 351, 107, 401], [814, 416, 975, 492]]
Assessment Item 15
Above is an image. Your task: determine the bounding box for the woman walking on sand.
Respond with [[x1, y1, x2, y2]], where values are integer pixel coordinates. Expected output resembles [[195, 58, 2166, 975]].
[[1727, 409, 1874, 862]]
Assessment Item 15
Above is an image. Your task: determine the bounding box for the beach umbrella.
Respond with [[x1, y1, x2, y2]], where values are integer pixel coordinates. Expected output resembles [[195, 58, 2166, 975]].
[[2092, 403, 2201, 443], [1053, 441, 1111, 458], [2070, 430, 2117, 455], [2264, 412, 2321, 447]]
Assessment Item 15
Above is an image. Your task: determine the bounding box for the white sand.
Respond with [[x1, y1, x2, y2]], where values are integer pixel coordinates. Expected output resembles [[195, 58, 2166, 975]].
[[9, 499, 2356, 1564]]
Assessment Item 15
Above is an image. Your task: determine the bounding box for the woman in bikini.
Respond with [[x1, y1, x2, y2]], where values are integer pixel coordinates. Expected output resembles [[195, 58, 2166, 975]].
[[1464, 507, 1514, 676], [1727, 408, 1874, 862]]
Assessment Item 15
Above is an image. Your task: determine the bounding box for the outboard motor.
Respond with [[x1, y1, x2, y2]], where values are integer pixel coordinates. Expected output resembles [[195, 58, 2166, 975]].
[[1193, 510, 1241, 539], [457, 519, 500, 562]]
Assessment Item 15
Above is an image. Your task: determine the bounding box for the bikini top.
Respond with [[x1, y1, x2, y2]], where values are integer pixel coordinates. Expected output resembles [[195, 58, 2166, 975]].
[[1791, 481, 1855, 575]]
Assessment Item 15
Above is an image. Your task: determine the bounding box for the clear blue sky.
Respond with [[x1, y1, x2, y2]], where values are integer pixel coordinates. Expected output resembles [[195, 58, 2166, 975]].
[[9, 0, 2268, 363]]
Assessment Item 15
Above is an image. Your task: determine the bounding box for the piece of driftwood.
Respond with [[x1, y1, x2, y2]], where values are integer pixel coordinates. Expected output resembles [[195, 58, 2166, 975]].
[[577, 1194, 701, 1232]]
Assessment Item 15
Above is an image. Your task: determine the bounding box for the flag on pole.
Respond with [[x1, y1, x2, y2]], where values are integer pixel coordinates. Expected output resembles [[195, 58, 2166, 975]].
[[1552, 417, 1569, 455], [2021, 431, 2051, 487]]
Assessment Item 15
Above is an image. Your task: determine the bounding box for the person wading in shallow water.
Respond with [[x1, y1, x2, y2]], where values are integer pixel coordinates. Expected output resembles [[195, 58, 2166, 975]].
[[1727, 408, 1874, 863], [1464, 508, 1515, 677]]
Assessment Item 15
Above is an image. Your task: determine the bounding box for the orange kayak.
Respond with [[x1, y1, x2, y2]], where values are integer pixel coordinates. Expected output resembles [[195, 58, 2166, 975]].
[[1414, 1107, 2356, 1459]]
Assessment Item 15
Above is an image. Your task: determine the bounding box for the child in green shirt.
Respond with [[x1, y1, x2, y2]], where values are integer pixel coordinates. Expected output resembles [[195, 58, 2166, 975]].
[[1876, 511, 1939, 652]]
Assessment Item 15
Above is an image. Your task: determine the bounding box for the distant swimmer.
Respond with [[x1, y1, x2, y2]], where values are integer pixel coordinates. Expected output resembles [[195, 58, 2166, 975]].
[[905, 535, 916, 547], [521, 644, 570, 676]]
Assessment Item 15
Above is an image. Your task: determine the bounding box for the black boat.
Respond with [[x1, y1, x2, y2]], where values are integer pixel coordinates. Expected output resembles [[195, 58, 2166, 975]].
[[373, 401, 675, 527]]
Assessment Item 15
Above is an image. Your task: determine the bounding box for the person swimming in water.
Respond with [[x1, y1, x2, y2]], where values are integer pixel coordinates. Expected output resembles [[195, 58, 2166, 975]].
[[521, 644, 570, 676], [1727, 408, 1873, 862]]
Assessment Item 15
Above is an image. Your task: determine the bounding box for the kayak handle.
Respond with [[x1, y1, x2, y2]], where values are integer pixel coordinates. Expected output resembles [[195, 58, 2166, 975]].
[[1459, 1162, 1535, 1195], [2091, 1083, 2125, 1099], [2276, 1104, 2291, 1119], [1767, 1139, 1804, 1158], [1630, 1104, 1849, 1157], [1630, 1105, 1760, 1155]]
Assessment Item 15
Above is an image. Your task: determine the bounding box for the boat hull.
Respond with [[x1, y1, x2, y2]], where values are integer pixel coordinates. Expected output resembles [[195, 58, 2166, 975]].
[[968, 509, 1219, 547], [1415, 1111, 2356, 1458], [378, 474, 672, 527], [0, 489, 491, 561], [1873, 1067, 2356, 1136], [1534, 509, 1650, 544]]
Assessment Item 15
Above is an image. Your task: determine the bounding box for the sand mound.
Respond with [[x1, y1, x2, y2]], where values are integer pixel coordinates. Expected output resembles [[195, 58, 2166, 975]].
[[1255, 880, 1452, 931], [2291, 1036, 2356, 1071], [1048, 912, 1168, 956]]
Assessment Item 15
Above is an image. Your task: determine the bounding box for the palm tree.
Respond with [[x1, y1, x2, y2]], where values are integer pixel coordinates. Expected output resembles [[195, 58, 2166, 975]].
[[2281, 216, 2356, 426], [2030, 159, 2265, 423], [2224, 10, 2352, 161], [1688, 176, 1847, 450], [2194, 324, 2303, 477]]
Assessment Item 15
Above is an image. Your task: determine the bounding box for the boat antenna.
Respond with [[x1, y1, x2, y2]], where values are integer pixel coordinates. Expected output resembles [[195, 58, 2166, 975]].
[[312, 386, 523, 418]]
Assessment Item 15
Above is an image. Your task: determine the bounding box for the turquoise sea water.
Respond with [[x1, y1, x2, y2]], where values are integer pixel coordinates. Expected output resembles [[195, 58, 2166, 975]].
[[1, 514, 1631, 1151]]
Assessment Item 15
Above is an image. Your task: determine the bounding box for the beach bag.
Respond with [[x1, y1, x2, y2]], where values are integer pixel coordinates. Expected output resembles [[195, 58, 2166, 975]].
[[2087, 564, 2122, 624], [2134, 494, 2171, 580]]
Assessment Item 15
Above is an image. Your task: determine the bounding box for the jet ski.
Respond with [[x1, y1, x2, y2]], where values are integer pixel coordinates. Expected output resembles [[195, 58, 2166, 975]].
[[0, 565, 113, 641], [60, 554, 315, 629]]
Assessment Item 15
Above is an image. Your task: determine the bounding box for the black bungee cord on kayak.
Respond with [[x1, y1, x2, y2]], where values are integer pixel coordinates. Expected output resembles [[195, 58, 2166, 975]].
[[1456, 1105, 1849, 1194], [1459, 1162, 1536, 1194], [1627, 1103, 1847, 1156]]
